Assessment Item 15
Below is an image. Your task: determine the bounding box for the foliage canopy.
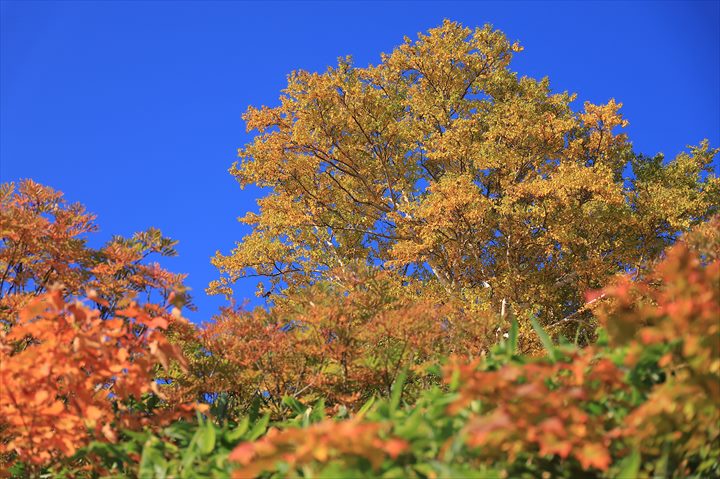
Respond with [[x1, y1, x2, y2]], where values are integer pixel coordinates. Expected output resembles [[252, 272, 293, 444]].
[[210, 20, 718, 331], [1, 20, 719, 479]]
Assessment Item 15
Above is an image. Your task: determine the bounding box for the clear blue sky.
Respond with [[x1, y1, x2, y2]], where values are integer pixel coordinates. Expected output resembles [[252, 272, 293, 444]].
[[2, 1, 718, 323]]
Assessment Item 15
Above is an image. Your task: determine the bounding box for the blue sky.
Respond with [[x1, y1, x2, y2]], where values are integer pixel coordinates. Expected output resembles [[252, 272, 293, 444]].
[[2, 1, 718, 323]]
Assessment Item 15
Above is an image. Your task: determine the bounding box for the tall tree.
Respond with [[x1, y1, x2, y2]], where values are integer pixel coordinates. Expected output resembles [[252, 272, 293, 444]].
[[210, 20, 718, 327]]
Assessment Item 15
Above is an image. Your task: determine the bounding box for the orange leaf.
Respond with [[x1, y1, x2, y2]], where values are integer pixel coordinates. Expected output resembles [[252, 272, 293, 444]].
[[85, 405, 103, 421], [383, 438, 408, 459], [42, 400, 65, 416], [229, 442, 256, 465], [576, 443, 611, 471]]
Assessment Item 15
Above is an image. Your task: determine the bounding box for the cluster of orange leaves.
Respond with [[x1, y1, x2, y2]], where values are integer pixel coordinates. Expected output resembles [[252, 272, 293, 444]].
[[448, 231, 719, 473], [224, 349, 626, 475], [449, 352, 624, 471], [0, 180, 188, 325], [597, 230, 720, 471], [172, 265, 494, 416], [229, 420, 407, 479], [0, 181, 197, 471], [0, 290, 190, 465]]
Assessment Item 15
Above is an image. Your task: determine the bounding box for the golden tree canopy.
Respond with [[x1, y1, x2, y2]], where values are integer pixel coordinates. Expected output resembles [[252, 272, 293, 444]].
[[210, 20, 719, 324]]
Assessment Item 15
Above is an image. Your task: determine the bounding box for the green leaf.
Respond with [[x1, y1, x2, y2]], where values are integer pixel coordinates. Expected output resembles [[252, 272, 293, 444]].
[[448, 367, 461, 391], [616, 448, 641, 478], [413, 463, 436, 476], [318, 462, 347, 478], [424, 362, 443, 378], [282, 395, 307, 415], [139, 439, 167, 479], [248, 394, 262, 422], [357, 396, 376, 418], [124, 430, 151, 443], [248, 414, 269, 441], [390, 368, 408, 413], [309, 398, 326, 423], [507, 317, 519, 357], [381, 466, 407, 478], [179, 449, 198, 476], [530, 314, 557, 362], [225, 416, 250, 443], [395, 407, 423, 438], [197, 421, 216, 455]]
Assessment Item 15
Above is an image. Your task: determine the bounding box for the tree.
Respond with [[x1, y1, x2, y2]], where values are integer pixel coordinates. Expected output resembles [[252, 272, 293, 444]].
[[0, 180, 191, 325], [209, 20, 718, 333], [171, 263, 494, 419], [0, 180, 195, 474]]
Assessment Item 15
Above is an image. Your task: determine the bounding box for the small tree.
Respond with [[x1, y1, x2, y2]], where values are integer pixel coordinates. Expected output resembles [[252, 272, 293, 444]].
[[0, 180, 194, 474], [0, 180, 191, 325]]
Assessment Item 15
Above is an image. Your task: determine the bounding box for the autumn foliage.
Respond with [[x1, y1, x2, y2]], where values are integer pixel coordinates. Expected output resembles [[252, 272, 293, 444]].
[[210, 20, 718, 334], [221, 225, 719, 478], [0, 181, 196, 474], [229, 419, 408, 479], [0, 180, 190, 325], [171, 265, 494, 417], [0, 291, 187, 465], [1, 20, 719, 479]]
